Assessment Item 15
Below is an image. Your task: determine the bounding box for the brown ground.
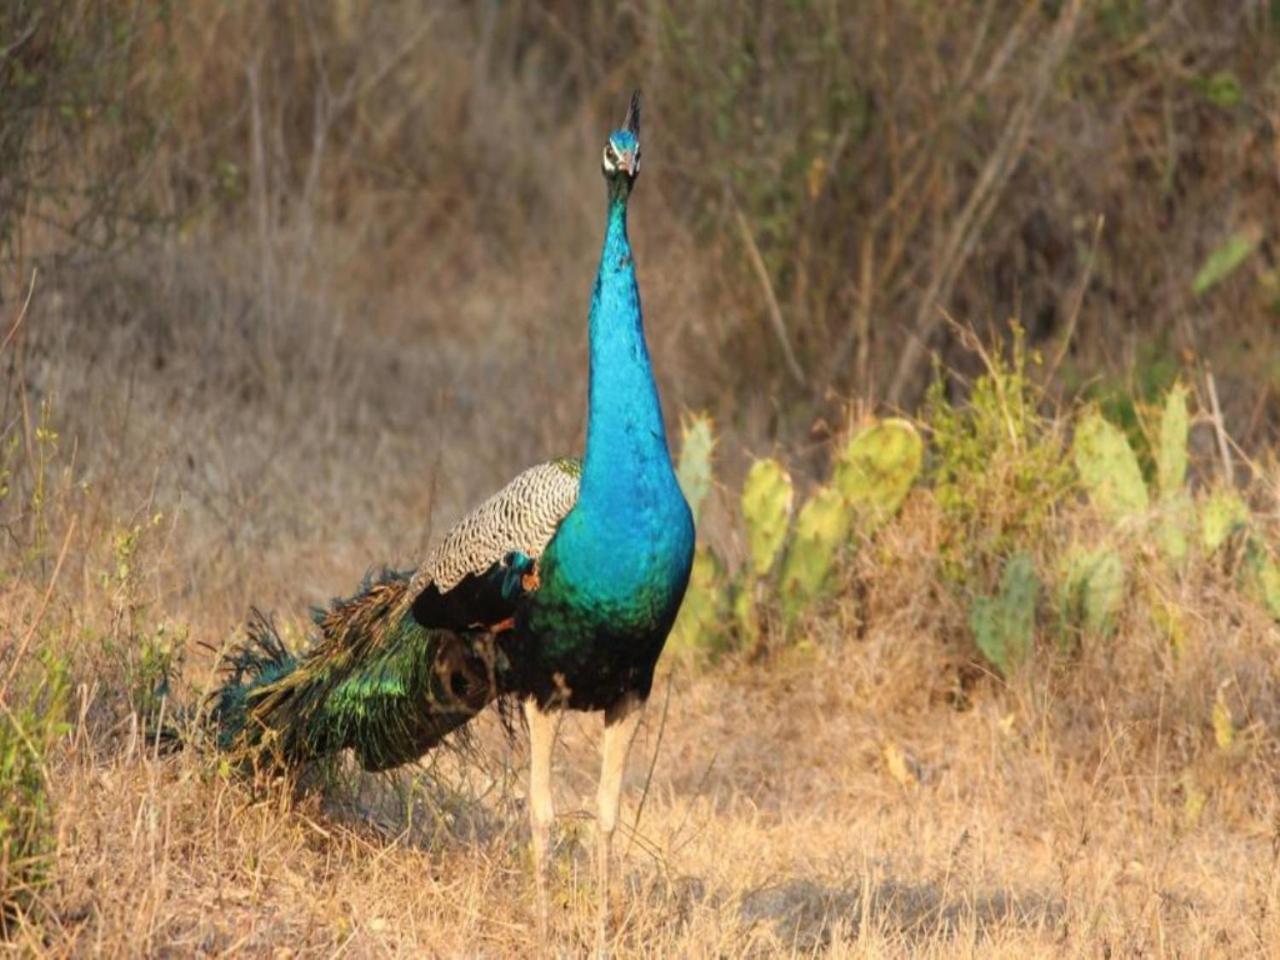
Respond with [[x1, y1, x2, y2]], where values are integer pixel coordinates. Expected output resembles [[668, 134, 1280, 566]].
[[26, 618, 1278, 957], [4, 3, 1280, 955]]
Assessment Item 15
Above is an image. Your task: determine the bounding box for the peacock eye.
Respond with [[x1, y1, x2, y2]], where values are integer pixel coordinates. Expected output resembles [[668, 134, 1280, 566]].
[[603, 144, 618, 169]]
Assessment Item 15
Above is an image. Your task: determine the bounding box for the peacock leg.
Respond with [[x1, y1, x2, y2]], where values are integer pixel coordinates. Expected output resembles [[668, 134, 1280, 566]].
[[525, 697, 561, 940], [595, 692, 642, 955]]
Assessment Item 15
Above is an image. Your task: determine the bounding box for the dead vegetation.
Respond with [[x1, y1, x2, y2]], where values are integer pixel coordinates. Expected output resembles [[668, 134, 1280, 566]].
[[3, 1, 1280, 956]]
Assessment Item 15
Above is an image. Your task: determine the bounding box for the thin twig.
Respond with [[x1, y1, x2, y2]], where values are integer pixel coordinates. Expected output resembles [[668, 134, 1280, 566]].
[[1205, 368, 1234, 483], [0, 268, 37, 356], [1046, 214, 1105, 383], [1, 516, 77, 702], [887, 0, 1084, 407], [730, 195, 807, 387], [624, 671, 672, 859]]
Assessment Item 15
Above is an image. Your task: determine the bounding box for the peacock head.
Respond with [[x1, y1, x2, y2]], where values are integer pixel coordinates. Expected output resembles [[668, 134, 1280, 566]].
[[602, 90, 642, 191]]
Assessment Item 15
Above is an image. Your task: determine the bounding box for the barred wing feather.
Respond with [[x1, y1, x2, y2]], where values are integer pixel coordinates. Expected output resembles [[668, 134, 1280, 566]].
[[407, 458, 580, 628]]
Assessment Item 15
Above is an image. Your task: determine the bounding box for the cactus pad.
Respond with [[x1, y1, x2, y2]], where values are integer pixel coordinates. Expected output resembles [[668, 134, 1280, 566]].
[[779, 485, 852, 621], [1060, 548, 1124, 639], [971, 552, 1038, 677], [833, 418, 922, 526], [668, 547, 727, 655], [1156, 384, 1189, 498], [676, 412, 716, 523], [1200, 489, 1249, 553], [741, 457, 794, 576], [1072, 411, 1149, 521]]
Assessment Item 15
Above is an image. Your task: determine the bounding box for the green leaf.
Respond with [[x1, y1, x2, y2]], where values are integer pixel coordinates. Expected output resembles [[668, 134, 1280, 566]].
[[1192, 229, 1260, 296], [1196, 70, 1243, 109], [741, 458, 793, 576], [1072, 412, 1149, 521]]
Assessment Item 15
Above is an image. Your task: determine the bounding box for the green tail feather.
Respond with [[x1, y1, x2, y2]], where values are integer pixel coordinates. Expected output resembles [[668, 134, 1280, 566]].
[[210, 569, 502, 772]]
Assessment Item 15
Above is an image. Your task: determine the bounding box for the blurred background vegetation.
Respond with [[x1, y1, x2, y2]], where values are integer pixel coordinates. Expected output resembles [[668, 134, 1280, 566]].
[[6, 1, 1279, 431], [1, 0, 1277, 605]]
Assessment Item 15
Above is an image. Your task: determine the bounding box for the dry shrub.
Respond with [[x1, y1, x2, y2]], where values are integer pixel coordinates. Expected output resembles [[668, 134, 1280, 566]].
[[2, 2, 1280, 955]]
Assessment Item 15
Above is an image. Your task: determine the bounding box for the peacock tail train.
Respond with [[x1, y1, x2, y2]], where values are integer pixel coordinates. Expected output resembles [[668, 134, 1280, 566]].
[[209, 458, 582, 773], [210, 570, 502, 772]]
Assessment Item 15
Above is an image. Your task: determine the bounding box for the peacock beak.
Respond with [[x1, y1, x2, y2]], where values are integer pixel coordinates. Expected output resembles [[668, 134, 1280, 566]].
[[621, 152, 638, 177]]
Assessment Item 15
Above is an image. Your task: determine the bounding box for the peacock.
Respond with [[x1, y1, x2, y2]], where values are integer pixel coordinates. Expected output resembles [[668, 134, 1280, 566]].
[[210, 91, 695, 950]]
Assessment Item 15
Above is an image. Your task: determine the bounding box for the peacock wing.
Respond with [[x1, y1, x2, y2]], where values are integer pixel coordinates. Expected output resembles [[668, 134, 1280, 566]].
[[407, 457, 580, 630]]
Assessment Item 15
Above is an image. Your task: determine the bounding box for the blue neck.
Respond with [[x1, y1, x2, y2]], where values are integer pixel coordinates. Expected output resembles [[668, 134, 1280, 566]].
[[580, 190, 673, 498]]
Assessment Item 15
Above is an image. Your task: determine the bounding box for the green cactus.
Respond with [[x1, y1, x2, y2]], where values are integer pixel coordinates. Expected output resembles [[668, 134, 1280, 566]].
[[1242, 539, 1280, 623], [732, 578, 760, 649], [676, 412, 716, 523], [779, 485, 852, 622], [1072, 411, 1149, 521], [970, 552, 1038, 677], [1200, 489, 1249, 553], [669, 413, 725, 655], [1059, 548, 1124, 640], [1155, 384, 1192, 564], [1156, 384, 1189, 497], [741, 457, 794, 577], [833, 418, 923, 528], [668, 547, 727, 656], [1157, 493, 1193, 566]]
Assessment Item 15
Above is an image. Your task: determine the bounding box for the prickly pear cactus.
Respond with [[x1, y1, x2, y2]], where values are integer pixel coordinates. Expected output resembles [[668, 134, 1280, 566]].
[[732, 578, 760, 649], [676, 412, 716, 523], [741, 458, 793, 576], [1200, 489, 1249, 553], [1155, 385, 1192, 564], [834, 418, 923, 527], [1081, 550, 1124, 636], [779, 485, 852, 621], [668, 548, 727, 656], [1059, 548, 1124, 639], [1072, 412, 1149, 521], [1158, 493, 1193, 566], [970, 552, 1038, 677], [1243, 540, 1280, 623], [1156, 385, 1189, 497]]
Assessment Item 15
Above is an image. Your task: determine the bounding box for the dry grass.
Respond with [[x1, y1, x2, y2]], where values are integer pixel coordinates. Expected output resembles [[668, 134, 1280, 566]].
[[4, 352, 1280, 955], [3, 2, 1280, 956], [7, 601, 1280, 956]]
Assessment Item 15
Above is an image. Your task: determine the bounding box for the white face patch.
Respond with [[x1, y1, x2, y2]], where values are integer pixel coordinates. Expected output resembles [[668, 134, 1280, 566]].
[[602, 143, 619, 173]]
